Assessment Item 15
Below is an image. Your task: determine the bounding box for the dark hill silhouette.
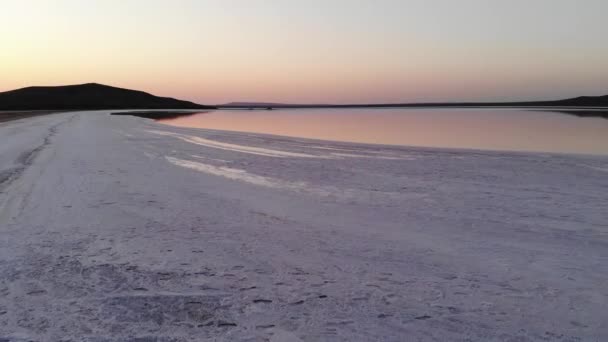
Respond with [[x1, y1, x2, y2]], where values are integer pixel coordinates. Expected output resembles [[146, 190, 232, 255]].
[[539, 95, 608, 107], [0, 83, 214, 110]]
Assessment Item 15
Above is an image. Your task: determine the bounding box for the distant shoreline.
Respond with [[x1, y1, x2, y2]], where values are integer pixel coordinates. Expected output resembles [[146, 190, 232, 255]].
[[117, 106, 608, 120], [216, 103, 608, 119], [4, 106, 608, 124], [1, 83, 606, 119], [218, 104, 608, 109]]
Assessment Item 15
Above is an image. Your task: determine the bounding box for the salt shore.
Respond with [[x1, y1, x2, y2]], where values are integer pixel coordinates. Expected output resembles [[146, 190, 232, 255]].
[[0, 111, 607, 341]]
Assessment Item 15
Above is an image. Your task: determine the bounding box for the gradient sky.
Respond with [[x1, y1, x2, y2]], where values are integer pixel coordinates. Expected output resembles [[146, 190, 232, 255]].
[[1, 0, 607, 104]]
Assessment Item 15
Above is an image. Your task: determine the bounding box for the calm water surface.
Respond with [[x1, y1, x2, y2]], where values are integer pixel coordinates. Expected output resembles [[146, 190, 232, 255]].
[[158, 108, 608, 155]]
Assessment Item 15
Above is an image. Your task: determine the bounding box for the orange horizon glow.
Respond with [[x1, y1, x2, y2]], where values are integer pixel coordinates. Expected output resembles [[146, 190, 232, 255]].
[[2, 1, 608, 105]]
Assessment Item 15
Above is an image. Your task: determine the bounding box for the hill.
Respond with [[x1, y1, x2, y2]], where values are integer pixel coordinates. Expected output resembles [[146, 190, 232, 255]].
[[535, 95, 608, 107], [0, 83, 215, 110]]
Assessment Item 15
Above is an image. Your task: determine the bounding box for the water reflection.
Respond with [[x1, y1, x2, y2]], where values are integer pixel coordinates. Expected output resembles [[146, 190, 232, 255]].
[[157, 108, 608, 155], [111, 110, 207, 120]]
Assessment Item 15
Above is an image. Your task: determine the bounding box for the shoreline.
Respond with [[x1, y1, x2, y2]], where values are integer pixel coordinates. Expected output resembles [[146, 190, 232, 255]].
[[155, 120, 608, 159], [0, 111, 606, 341], [114, 109, 608, 158], [215, 105, 608, 119]]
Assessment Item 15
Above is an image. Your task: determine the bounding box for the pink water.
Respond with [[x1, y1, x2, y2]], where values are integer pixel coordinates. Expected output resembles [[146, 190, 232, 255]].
[[158, 108, 608, 155]]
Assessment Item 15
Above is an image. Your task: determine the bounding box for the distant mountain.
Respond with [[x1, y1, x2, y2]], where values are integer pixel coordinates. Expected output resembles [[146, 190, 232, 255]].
[[219, 95, 608, 109], [537, 95, 608, 107], [0, 83, 215, 110]]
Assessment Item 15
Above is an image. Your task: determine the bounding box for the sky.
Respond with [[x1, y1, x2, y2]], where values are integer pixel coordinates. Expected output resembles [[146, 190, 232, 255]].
[[1, 0, 607, 104]]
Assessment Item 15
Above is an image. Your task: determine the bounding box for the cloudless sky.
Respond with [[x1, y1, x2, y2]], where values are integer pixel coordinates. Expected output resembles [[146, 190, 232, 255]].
[[1, 0, 607, 104]]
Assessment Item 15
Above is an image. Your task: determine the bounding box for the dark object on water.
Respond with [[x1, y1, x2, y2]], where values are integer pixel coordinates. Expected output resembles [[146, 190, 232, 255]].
[[266, 107, 273, 110], [111, 111, 206, 120], [0, 83, 216, 110]]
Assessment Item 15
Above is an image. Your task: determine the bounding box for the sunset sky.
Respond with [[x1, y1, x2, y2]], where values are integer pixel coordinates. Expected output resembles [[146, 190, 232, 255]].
[[1, 0, 607, 105]]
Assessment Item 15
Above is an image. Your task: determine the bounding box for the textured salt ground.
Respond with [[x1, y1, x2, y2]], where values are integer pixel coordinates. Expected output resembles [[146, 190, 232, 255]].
[[0, 111, 607, 341]]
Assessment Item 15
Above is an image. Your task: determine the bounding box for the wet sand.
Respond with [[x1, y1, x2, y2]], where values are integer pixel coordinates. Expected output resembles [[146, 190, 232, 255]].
[[0, 111, 607, 341]]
